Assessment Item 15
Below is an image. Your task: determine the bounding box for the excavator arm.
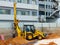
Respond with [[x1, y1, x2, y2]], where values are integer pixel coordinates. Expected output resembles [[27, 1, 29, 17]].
[[14, 2, 22, 37]]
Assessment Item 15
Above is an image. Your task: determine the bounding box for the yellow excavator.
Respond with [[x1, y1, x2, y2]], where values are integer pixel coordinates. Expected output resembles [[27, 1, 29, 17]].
[[13, 2, 46, 40]]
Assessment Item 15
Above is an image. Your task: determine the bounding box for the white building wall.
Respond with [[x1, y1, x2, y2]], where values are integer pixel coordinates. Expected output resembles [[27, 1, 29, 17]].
[[0, 21, 59, 29], [0, 0, 59, 31], [0, 1, 38, 10], [0, 14, 38, 21], [39, 1, 56, 5], [0, 0, 39, 31]]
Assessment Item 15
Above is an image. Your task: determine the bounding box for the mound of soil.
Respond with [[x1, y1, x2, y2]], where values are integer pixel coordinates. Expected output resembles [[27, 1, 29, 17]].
[[46, 34, 60, 39], [5, 37, 29, 45], [0, 40, 5, 45], [5, 36, 35, 45]]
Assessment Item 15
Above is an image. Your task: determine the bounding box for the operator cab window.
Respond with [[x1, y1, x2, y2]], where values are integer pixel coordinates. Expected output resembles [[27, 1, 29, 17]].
[[26, 26, 30, 32], [23, 25, 35, 33], [23, 25, 30, 32]]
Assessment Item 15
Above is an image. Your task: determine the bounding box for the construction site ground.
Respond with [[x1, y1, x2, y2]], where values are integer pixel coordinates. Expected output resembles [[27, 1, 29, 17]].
[[0, 33, 60, 45], [0, 29, 60, 45]]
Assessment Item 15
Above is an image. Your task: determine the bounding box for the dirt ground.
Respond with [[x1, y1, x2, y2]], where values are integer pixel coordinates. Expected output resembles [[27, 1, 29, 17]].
[[34, 34, 60, 45], [0, 28, 60, 45], [40, 42, 57, 45], [0, 33, 60, 45], [46, 33, 60, 39], [0, 36, 37, 45]]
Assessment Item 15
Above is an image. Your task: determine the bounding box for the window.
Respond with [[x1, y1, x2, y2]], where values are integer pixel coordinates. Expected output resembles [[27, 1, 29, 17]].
[[21, 11, 30, 15], [39, 0, 44, 1], [39, 11, 45, 15], [48, 0, 50, 1], [46, 12, 48, 16], [49, 12, 50, 16], [17, 10, 30, 15], [21, 11, 25, 15], [22, 0, 27, 3], [51, 0, 54, 2], [25, 11, 30, 15], [0, 9, 11, 14], [46, 5, 48, 8], [0, 0, 6, 1], [17, 10, 21, 15], [22, 0, 30, 4], [48, 5, 50, 9], [46, 12, 51, 16], [46, 5, 51, 9], [39, 4, 45, 8], [27, 0, 30, 4], [32, 0, 36, 4], [8, 0, 14, 2], [39, 0, 47, 1], [32, 11, 37, 16], [17, 0, 22, 3]]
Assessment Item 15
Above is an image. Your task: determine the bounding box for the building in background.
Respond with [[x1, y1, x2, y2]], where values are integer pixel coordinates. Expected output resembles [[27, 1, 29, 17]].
[[39, 0, 58, 22], [0, 0, 59, 30], [0, 0, 39, 30], [58, 0, 60, 16]]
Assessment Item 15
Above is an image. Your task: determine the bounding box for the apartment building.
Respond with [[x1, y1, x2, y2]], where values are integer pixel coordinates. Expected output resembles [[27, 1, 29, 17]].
[[0, 0, 39, 30], [39, 0, 58, 22], [0, 0, 59, 30]]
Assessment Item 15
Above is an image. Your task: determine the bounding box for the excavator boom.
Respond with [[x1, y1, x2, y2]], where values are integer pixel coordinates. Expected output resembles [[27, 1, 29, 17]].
[[14, 2, 16, 23], [14, 2, 21, 37]]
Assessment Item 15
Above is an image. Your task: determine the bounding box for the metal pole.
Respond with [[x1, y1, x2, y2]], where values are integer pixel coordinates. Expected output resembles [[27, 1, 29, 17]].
[[45, 0, 46, 22]]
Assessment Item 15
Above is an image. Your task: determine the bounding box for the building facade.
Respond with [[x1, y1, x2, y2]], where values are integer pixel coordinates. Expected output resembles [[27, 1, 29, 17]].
[[0, 0, 39, 30], [0, 0, 59, 30], [39, 0, 58, 22]]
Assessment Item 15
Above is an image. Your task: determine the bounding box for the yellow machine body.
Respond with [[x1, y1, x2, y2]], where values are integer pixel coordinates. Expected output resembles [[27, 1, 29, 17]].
[[33, 30, 45, 38], [22, 25, 45, 40], [21, 30, 45, 40], [27, 31, 44, 40]]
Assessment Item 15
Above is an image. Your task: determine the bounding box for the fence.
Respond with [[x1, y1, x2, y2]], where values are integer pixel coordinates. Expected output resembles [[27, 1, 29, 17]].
[[34, 22, 60, 34]]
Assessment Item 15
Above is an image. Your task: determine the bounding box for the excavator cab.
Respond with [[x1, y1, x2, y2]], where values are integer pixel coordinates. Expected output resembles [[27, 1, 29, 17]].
[[22, 25, 36, 40], [23, 25, 35, 33]]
